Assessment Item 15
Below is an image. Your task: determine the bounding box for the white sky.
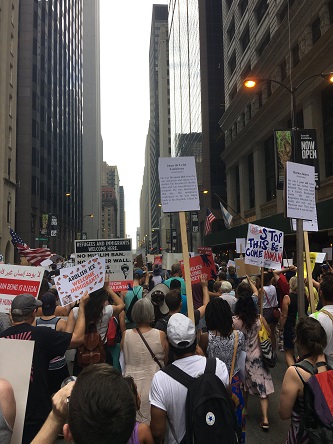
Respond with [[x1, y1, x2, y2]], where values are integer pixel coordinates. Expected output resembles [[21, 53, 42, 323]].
[[100, 1, 168, 243]]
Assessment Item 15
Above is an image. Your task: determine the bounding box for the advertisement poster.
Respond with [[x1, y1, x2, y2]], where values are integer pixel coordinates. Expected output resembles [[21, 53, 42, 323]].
[[74, 238, 133, 291], [179, 253, 216, 283], [55, 256, 105, 305], [0, 264, 44, 313], [274, 130, 293, 190], [245, 224, 284, 270], [294, 129, 320, 188]]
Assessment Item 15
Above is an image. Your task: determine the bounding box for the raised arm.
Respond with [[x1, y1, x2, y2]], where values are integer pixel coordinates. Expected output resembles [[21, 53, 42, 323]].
[[68, 291, 89, 349]]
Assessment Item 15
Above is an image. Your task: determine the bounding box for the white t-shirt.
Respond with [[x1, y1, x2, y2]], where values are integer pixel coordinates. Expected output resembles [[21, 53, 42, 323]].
[[72, 304, 113, 339], [263, 285, 278, 309], [149, 355, 229, 444], [310, 305, 333, 356]]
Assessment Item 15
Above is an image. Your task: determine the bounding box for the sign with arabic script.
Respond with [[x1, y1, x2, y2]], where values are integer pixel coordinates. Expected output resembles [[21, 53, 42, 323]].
[[0, 264, 44, 313]]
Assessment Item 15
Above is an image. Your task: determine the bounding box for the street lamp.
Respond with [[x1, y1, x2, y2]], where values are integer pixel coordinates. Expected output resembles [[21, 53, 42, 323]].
[[244, 71, 333, 316]]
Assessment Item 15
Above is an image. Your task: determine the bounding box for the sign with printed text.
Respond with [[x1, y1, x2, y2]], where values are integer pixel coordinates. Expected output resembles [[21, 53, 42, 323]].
[[294, 129, 320, 188], [197, 246, 212, 255], [286, 162, 316, 221], [55, 256, 105, 306], [245, 224, 284, 270], [236, 238, 246, 254], [0, 264, 44, 313], [179, 253, 216, 284], [158, 157, 200, 212], [74, 239, 133, 291]]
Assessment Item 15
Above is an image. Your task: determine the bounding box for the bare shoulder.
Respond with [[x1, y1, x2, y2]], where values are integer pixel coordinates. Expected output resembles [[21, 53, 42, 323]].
[[138, 422, 154, 444]]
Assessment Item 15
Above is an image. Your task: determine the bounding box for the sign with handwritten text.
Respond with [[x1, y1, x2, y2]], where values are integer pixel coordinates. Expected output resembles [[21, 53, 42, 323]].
[[54, 256, 105, 306], [245, 224, 284, 270], [0, 264, 44, 313]]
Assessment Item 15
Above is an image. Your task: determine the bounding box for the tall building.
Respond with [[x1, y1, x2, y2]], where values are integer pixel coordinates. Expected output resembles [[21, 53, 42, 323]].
[[0, 0, 19, 262], [213, 0, 333, 255], [82, 0, 102, 240], [16, 0, 83, 256], [168, 0, 226, 248], [119, 185, 125, 238]]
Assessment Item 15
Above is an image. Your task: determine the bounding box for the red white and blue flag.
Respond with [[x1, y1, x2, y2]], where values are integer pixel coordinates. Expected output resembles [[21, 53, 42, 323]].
[[204, 209, 216, 236], [10, 228, 52, 266]]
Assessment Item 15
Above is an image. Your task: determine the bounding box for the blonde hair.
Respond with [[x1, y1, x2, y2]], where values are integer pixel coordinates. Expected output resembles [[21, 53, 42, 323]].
[[289, 276, 297, 293]]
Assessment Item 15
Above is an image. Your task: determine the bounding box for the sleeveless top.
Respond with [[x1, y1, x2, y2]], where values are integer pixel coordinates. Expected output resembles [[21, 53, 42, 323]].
[[36, 317, 67, 369], [0, 403, 12, 444], [127, 422, 140, 444], [207, 330, 245, 377]]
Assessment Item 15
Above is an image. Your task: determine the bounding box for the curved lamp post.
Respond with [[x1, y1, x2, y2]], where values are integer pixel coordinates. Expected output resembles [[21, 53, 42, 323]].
[[244, 72, 333, 316]]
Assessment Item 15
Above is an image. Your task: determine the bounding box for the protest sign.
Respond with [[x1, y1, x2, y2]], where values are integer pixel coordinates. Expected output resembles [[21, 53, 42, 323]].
[[179, 253, 216, 284], [236, 238, 246, 254], [158, 157, 200, 212], [322, 248, 332, 261], [197, 246, 212, 255], [286, 162, 316, 221], [0, 264, 44, 313], [235, 258, 261, 277], [315, 252, 326, 263], [227, 260, 236, 268], [245, 224, 284, 270], [0, 339, 34, 444], [154, 255, 163, 265], [283, 259, 293, 267], [54, 256, 105, 306], [74, 238, 133, 291], [292, 218, 318, 232]]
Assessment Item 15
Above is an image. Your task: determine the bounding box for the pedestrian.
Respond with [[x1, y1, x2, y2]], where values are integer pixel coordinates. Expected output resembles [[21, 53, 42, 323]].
[[262, 272, 279, 350], [233, 294, 274, 431]]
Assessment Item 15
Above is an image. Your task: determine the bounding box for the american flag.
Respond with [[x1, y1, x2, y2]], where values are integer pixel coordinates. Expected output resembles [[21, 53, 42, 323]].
[[10, 228, 52, 266], [204, 209, 216, 236]]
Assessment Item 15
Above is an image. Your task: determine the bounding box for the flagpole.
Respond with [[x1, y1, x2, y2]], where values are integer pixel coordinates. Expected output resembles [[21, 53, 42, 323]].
[[214, 193, 248, 225]]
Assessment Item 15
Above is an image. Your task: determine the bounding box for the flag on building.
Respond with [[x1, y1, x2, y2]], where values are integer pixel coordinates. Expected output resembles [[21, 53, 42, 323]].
[[220, 202, 233, 229], [10, 228, 52, 266], [204, 209, 216, 236]]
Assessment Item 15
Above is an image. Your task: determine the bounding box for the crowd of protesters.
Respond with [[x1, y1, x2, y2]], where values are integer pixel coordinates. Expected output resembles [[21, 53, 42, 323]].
[[0, 257, 333, 444]]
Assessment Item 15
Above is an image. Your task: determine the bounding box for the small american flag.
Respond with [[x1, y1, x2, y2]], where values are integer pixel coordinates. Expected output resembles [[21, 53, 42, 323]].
[[10, 228, 52, 266], [204, 209, 216, 236]]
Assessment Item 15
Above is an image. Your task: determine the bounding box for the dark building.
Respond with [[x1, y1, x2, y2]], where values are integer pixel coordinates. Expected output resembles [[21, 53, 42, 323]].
[[16, 0, 83, 255], [169, 0, 226, 244]]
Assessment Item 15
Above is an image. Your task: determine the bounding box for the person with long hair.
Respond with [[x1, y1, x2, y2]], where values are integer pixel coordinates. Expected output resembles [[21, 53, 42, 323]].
[[124, 376, 154, 444], [121, 298, 168, 423], [66, 279, 125, 375], [261, 272, 279, 351], [279, 276, 309, 366], [233, 295, 274, 431], [199, 298, 246, 442], [279, 317, 329, 443]]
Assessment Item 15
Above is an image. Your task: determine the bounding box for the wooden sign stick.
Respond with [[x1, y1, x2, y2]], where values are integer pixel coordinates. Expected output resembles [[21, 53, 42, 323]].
[[179, 211, 195, 324], [260, 267, 264, 315], [304, 231, 315, 313]]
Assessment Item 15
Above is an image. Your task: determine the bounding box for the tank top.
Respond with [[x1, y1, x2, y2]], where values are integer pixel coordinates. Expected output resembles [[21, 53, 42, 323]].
[[0, 403, 12, 444], [36, 317, 67, 369], [127, 422, 140, 444]]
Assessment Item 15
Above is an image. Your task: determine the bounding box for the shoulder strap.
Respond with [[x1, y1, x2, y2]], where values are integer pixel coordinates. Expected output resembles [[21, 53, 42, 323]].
[[294, 359, 316, 375], [162, 363, 195, 388], [205, 357, 217, 375], [229, 331, 238, 384], [126, 291, 139, 323], [293, 366, 307, 385], [320, 309, 333, 323], [136, 327, 163, 369]]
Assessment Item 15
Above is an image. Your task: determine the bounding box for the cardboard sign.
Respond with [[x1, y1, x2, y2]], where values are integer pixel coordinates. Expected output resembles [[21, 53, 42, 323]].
[[236, 238, 246, 254], [55, 256, 105, 306], [0, 339, 34, 444], [286, 162, 316, 221], [74, 238, 133, 291], [245, 224, 284, 270], [235, 258, 261, 277], [179, 253, 216, 283], [158, 157, 200, 212], [0, 264, 44, 313]]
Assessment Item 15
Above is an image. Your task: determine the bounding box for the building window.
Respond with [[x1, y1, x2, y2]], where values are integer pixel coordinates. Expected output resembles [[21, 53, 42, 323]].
[[241, 63, 251, 81], [239, 0, 248, 16], [235, 166, 240, 213], [229, 84, 237, 101], [8, 158, 11, 180], [264, 136, 276, 202], [257, 90, 262, 108], [9, 95, 12, 116], [255, 0, 268, 25], [322, 84, 333, 177], [227, 17, 235, 42], [312, 17, 321, 44], [248, 153, 255, 208], [9, 64, 13, 85], [7, 197, 11, 224], [257, 31, 270, 56], [279, 0, 295, 22], [292, 43, 300, 67], [228, 52, 236, 75], [266, 80, 272, 97], [280, 58, 287, 80], [226, 0, 233, 10], [241, 25, 250, 52]]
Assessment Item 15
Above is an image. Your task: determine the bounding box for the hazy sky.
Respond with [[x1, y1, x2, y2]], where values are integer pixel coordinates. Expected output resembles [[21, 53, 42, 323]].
[[100, 1, 168, 243]]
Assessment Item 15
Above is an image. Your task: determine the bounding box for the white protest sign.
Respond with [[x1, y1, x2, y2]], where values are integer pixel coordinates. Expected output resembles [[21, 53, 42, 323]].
[[74, 239, 133, 291], [227, 260, 236, 268], [0, 264, 44, 313], [0, 339, 34, 444], [283, 259, 293, 267], [245, 224, 284, 270], [158, 157, 200, 212], [286, 161, 316, 220], [322, 248, 332, 261], [55, 256, 105, 306], [292, 218, 318, 232], [315, 252, 326, 264], [236, 238, 246, 254]]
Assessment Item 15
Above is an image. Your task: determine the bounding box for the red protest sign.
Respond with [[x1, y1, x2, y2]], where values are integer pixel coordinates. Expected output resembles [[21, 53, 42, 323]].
[[179, 253, 216, 284]]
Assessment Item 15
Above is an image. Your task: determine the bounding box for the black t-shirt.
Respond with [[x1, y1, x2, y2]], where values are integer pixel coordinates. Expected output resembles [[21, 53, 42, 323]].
[[0, 323, 72, 424], [155, 310, 200, 333]]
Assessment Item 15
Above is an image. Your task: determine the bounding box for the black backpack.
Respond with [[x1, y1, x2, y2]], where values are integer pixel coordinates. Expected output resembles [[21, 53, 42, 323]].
[[294, 357, 333, 444], [162, 358, 241, 444]]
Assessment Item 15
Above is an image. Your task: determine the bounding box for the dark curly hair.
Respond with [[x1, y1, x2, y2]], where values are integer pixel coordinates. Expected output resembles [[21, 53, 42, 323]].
[[205, 298, 233, 337], [234, 295, 257, 330], [295, 317, 327, 357]]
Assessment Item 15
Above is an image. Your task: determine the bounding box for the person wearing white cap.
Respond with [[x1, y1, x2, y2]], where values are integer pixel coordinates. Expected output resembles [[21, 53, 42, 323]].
[[149, 313, 229, 443], [0, 292, 89, 444]]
